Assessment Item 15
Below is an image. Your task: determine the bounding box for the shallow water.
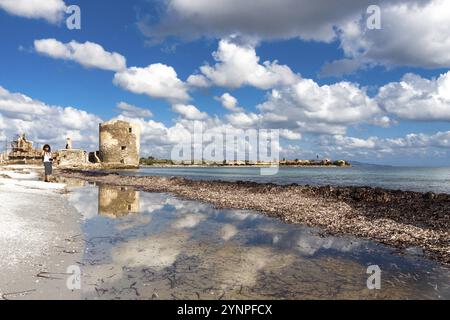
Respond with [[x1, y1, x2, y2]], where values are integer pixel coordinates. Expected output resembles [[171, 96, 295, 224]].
[[120, 166, 450, 194], [64, 180, 450, 299]]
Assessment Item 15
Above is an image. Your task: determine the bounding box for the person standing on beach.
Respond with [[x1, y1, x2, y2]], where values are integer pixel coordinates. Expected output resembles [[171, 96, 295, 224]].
[[42, 144, 53, 182]]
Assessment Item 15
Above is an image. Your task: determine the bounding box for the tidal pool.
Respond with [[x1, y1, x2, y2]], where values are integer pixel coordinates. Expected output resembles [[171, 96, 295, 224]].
[[63, 180, 450, 300]]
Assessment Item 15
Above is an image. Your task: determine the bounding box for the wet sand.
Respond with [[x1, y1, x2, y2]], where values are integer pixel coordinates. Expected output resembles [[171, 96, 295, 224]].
[[56, 169, 450, 266]]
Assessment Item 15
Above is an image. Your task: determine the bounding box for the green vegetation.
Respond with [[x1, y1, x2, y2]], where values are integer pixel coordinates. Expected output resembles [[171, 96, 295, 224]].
[[280, 159, 351, 167], [333, 160, 350, 167], [140, 156, 174, 166], [140, 156, 351, 167]]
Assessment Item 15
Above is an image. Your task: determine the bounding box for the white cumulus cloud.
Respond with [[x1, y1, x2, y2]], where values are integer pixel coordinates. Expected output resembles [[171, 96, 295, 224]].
[[319, 131, 450, 157], [114, 63, 190, 103], [325, 0, 450, 75], [140, 0, 450, 73], [226, 112, 260, 128], [34, 39, 127, 71], [377, 71, 450, 121], [257, 78, 383, 134], [215, 93, 242, 112], [0, 0, 67, 23], [190, 37, 300, 89], [0, 85, 101, 150], [116, 102, 153, 118], [172, 104, 208, 120]]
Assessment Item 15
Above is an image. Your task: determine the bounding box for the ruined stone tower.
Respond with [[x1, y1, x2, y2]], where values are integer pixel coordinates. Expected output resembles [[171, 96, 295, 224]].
[[99, 120, 140, 167]]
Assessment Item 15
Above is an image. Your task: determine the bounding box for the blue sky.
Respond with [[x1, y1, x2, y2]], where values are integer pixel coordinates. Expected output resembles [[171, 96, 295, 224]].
[[0, 0, 449, 166]]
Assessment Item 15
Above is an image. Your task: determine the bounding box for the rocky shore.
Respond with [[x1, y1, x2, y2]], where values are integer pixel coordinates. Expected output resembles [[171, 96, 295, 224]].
[[56, 169, 450, 265]]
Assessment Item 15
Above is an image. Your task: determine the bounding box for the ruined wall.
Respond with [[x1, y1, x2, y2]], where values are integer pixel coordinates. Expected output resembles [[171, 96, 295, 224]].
[[8, 134, 42, 162], [99, 120, 140, 167], [57, 149, 87, 166], [13, 134, 34, 152]]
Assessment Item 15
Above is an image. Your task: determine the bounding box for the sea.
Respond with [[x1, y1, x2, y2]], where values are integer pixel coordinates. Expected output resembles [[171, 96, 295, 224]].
[[118, 164, 450, 194]]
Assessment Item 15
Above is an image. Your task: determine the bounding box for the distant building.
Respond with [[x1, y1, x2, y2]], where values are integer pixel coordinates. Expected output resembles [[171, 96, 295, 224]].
[[13, 133, 34, 152], [8, 133, 42, 163], [99, 120, 141, 167]]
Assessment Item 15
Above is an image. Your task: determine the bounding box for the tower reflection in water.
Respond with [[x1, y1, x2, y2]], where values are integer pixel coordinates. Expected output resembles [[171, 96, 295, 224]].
[[65, 182, 450, 299], [98, 185, 140, 218]]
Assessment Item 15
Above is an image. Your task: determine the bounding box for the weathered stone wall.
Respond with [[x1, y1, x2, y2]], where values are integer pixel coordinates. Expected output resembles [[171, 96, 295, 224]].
[[99, 120, 140, 167], [8, 134, 42, 162], [13, 134, 34, 152], [57, 149, 87, 166], [8, 150, 42, 162]]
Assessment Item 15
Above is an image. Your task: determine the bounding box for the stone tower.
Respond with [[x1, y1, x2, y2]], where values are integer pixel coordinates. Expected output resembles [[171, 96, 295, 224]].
[[99, 120, 140, 167]]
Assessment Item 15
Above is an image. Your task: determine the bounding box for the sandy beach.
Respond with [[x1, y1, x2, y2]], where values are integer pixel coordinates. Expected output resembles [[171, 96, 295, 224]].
[[55, 169, 450, 266], [0, 166, 84, 300]]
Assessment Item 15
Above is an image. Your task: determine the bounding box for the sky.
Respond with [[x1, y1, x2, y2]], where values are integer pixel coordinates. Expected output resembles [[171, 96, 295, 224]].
[[0, 0, 449, 166]]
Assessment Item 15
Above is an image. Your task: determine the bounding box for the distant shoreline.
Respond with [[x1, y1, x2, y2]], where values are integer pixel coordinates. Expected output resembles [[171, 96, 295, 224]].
[[139, 158, 351, 168], [139, 164, 351, 169]]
